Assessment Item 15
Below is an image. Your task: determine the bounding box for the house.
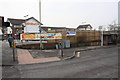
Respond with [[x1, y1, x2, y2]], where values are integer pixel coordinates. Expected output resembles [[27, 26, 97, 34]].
[[5, 18, 25, 39], [23, 17, 45, 33], [77, 24, 92, 30], [3, 17, 45, 40], [41, 26, 66, 32]]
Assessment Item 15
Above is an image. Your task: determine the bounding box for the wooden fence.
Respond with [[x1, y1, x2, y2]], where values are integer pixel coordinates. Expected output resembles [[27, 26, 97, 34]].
[[47, 29, 101, 47]]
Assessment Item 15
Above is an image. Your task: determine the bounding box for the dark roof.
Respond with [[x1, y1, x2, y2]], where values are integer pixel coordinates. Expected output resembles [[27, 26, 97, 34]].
[[77, 24, 92, 29], [7, 17, 43, 25], [8, 18, 25, 25]]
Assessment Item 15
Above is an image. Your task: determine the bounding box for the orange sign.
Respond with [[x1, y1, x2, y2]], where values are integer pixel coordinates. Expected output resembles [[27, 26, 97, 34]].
[[21, 33, 62, 40], [54, 36, 62, 39], [21, 34, 35, 40], [25, 23, 39, 25]]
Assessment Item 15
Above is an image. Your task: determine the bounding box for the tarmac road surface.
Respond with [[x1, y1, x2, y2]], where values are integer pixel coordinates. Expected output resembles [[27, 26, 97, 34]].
[[16, 46, 118, 78]]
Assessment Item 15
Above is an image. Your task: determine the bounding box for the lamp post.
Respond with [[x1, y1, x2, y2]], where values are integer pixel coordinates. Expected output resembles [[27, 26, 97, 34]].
[[101, 29, 103, 46], [101, 26, 103, 46], [39, 0, 43, 50]]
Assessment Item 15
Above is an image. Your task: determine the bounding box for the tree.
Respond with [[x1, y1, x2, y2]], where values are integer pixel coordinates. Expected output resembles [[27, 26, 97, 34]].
[[98, 26, 103, 31], [108, 24, 114, 31]]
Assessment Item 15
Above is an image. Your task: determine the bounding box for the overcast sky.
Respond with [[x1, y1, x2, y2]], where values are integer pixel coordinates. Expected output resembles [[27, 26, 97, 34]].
[[0, 0, 119, 29]]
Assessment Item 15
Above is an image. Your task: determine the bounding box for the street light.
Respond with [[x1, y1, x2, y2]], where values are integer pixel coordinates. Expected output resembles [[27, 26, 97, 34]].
[[39, 0, 43, 50], [101, 29, 103, 46]]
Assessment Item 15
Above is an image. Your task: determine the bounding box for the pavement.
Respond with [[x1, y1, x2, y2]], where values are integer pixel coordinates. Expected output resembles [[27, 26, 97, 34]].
[[15, 47, 118, 78], [2, 41, 18, 66], [17, 46, 113, 64], [17, 49, 60, 64], [2, 40, 118, 78], [2, 40, 20, 78], [2, 40, 113, 65]]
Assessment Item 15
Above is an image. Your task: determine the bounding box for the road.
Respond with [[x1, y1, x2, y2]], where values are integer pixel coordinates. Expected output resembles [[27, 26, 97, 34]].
[[15, 46, 118, 78]]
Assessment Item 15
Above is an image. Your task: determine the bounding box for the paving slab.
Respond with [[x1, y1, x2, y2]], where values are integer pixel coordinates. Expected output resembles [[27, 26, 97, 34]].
[[2, 41, 17, 66], [17, 49, 60, 64]]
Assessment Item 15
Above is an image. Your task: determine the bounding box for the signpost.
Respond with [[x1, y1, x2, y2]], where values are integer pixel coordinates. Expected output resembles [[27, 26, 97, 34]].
[[60, 40, 64, 58], [13, 39, 16, 61]]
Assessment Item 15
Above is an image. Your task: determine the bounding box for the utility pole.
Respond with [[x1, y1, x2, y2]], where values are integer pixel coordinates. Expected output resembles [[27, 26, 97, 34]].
[[39, 0, 42, 50], [101, 26, 103, 46], [101, 29, 103, 46]]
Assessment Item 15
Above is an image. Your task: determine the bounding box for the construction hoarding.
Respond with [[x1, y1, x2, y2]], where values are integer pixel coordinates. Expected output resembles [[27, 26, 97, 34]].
[[21, 33, 62, 40]]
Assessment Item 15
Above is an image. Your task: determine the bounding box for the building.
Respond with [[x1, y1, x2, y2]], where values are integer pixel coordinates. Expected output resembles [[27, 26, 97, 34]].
[[41, 26, 66, 32], [23, 17, 45, 33], [3, 18, 25, 39], [77, 24, 92, 30], [3, 17, 45, 40], [103, 31, 118, 45]]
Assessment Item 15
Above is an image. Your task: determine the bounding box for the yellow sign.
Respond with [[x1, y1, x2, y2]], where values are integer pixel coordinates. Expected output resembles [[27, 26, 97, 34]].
[[25, 23, 39, 25], [21, 33, 62, 40], [21, 34, 35, 40]]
